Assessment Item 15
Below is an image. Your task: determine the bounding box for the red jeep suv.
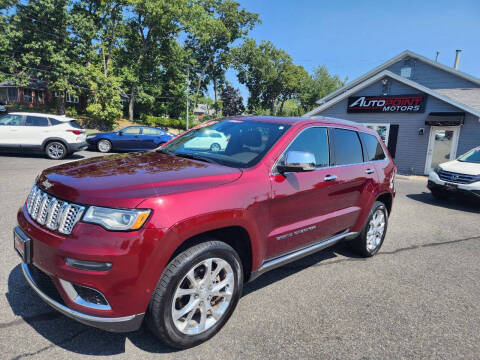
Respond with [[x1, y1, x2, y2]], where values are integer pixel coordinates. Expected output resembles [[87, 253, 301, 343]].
[[14, 116, 396, 348]]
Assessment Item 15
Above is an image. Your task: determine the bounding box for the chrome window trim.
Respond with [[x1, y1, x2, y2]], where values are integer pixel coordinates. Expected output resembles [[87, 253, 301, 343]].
[[271, 125, 388, 175]]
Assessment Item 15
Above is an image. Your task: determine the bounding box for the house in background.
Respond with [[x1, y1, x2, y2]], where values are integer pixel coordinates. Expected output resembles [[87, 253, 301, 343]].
[[305, 50, 480, 175], [194, 103, 215, 121], [0, 79, 47, 106]]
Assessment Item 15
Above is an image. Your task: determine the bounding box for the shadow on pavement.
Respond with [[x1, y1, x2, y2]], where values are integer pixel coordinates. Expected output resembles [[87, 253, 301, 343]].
[[406, 191, 480, 214], [6, 242, 360, 355], [0, 152, 85, 160]]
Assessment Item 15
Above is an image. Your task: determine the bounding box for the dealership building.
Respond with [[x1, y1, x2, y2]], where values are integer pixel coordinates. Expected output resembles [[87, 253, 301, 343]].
[[305, 50, 480, 175]]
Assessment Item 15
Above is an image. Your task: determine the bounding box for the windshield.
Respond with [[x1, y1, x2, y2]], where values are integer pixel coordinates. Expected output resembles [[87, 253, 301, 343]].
[[458, 147, 480, 164], [162, 119, 290, 168]]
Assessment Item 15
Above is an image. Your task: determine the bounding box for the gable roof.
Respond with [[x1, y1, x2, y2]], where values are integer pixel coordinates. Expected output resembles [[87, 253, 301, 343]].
[[314, 50, 480, 106], [304, 70, 480, 118], [434, 88, 480, 114]]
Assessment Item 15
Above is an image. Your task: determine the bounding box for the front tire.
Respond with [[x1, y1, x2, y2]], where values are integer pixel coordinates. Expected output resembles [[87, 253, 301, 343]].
[[147, 241, 243, 349], [45, 141, 67, 160], [97, 139, 112, 153], [210, 143, 221, 152], [350, 201, 388, 257]]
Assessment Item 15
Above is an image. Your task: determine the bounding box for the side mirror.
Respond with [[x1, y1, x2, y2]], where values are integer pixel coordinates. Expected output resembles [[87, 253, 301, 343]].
[[277, 151, 316, 173], [118, 131, 123, 136]]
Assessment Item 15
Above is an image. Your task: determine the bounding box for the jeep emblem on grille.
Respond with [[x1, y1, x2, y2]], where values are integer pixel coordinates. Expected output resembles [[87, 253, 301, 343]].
[[41, 180, 53, 190]]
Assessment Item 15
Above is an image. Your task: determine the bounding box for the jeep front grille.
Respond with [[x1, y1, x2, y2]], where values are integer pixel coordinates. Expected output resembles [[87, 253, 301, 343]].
[[26, 185, 85, 235], [438, 170, 478, 185]]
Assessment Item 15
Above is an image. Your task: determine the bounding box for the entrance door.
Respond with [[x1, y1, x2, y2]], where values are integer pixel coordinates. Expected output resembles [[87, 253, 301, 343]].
[[424, 126, 460, 174]]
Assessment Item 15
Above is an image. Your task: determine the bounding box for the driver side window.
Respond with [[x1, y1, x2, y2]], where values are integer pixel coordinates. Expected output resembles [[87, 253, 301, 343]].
[[282, 127, 330, 168]]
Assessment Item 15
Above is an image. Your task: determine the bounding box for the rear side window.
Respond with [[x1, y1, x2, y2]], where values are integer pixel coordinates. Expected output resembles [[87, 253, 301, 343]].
[[25, 116, 49, 127], [359, 132, 386, 161], [49, 118, 63, 125], [332, 128, 363, 165], [142, 127, 164, 135], [284, 127, 330, 168], [69, 120, 83, 129]]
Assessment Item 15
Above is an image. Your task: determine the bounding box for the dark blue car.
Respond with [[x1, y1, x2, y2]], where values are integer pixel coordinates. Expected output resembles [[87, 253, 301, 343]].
[[86, 126, 174, 153]]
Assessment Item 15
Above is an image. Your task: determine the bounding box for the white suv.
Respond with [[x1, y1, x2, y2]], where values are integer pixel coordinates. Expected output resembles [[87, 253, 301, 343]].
[[428, 146, 480, 201], [0, 112, 87, 159]]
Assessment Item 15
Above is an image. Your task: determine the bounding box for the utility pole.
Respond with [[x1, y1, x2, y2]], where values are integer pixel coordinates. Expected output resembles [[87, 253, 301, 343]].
[[186, 67, 190, 130]]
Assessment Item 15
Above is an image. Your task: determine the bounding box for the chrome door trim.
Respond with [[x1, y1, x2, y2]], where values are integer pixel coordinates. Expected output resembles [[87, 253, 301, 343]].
[[249, 230, 358, 282]]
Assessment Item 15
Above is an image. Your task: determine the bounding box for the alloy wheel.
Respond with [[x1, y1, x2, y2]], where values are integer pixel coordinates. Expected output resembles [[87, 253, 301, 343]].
[[98, 140, 112, 153], [47, 142, 65, 159], [171, 258, 234, 335], [366, 209, 385, 251]]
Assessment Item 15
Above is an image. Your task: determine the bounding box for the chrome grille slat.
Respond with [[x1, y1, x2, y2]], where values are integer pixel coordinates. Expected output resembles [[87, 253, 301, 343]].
[[31, 190, 44, 220], [438, 170, 477, 184], [36, 193, 51, 225], [26, 185, 85, 235]]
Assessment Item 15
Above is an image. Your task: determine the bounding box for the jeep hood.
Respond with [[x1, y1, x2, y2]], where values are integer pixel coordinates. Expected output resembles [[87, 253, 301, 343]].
[[37, 152, 242, 208]]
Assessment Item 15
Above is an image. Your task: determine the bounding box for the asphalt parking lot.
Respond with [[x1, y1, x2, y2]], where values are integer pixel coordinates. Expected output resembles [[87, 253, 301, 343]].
[[0, 151, 479, 359]]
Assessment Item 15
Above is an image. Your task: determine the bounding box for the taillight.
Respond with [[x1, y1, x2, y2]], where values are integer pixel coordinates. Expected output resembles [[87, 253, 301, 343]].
[[66, 130, 85, 135]]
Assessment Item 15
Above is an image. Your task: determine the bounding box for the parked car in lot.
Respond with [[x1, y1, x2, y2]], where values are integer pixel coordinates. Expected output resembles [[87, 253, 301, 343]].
[[183, 129, 228, 152], [0, 100, 7, 114], [14, 116, 396, 348], [0, 112, 87, 159], [86, 126, 174, 153], [428, 146, 480, 200]]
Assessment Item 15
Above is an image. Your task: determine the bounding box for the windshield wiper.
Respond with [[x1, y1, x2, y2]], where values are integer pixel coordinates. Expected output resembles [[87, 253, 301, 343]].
[[174, 152, 219, 164]]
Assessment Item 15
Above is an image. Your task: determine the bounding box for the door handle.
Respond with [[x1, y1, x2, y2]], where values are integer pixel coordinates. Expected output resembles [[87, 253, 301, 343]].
[[365, 169, 375, 174], [324, 175, 337, 182]]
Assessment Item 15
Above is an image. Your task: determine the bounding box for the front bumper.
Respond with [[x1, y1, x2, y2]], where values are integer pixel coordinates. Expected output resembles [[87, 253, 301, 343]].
[[16, 206, 168, 331], [21, 262, 144, 332], [67, 141, 88, 152], [427, 171, 480, 199]]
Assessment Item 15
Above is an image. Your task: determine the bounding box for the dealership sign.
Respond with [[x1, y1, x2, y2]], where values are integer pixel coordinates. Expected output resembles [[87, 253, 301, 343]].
[[347, 95, 426, 113]]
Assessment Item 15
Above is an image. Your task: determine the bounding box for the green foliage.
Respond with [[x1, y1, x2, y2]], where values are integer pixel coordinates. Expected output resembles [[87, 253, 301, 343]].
[[1, 0, 344, 126], [85, 65, 123, 129], [231, 39, 309, 115], [140, 114, 189, 130], [299, 65, 346, 113]]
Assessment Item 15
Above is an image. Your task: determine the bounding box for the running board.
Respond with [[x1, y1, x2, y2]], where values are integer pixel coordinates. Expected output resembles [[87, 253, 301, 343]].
[[248, 230, 358, 282]]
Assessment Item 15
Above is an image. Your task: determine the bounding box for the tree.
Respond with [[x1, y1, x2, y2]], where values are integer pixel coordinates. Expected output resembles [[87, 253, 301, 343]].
[[220, 84, 244, 116], [8, 0, 83, 114], [185, 0, 259, 109], [231, 39, 309, 115], [299, 65, 346, 113]]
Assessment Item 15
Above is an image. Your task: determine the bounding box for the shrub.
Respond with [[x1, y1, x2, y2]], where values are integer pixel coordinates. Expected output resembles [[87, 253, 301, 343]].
[[140, 114, 189, 130]]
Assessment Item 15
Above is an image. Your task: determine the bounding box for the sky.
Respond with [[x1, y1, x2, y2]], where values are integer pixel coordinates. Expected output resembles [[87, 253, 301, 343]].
[[216, 0, 480, 102]]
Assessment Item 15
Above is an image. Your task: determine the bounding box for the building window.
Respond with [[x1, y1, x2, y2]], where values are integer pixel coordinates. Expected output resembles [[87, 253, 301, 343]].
[[23, 89, 33, 104], [362, 123, 390, 146], [8, 88, 18, 103], [66, 92, 79, 103], [401, 66, 412, 78]]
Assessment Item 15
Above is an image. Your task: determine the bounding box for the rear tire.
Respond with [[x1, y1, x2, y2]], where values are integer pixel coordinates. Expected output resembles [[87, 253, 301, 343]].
[[97, 139, 112, 153], [349, 201, 388, 257], [45, 141, 67, 160], [147, 241, 243, 349]]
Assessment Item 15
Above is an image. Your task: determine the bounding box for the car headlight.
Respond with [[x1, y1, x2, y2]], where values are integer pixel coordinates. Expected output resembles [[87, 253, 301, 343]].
[[83, 206, 151, 231], [434, 165, 442, 174], [87, 135, 96, 139]]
